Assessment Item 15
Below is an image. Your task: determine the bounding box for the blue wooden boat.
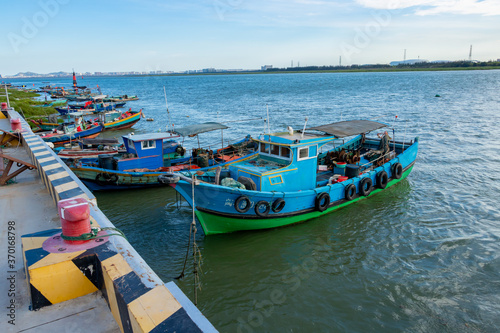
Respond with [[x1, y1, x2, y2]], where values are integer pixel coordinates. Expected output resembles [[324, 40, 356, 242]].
[[63, 122, 257, 190], [162, 119, 419, 235], [39, 120, 103, 146]]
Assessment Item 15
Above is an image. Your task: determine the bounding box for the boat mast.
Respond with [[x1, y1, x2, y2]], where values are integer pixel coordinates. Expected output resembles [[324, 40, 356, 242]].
[[163, 86, 173, 134]]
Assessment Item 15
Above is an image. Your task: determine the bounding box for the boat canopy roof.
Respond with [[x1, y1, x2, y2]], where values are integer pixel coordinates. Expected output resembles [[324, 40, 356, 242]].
[[171, 122, 229, 137], [307, 120, 387, 138], [125, 133, 177, 142]]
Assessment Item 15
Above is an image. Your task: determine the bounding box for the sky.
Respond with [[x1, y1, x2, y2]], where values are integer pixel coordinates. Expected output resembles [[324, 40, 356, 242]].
[[1, 0, 499, 75]]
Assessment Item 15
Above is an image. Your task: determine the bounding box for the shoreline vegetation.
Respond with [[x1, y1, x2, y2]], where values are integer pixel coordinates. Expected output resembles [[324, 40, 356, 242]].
[[0, 88, 57, 122]]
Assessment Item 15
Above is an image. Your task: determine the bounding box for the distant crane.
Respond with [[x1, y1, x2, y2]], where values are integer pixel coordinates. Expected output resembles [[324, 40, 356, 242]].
[[339, 56, 342, 67], [469, 45, 472, 61]]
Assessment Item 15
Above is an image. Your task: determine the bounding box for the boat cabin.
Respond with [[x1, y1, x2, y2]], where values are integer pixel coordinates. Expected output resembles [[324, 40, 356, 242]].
[[226, 120, 388, 192], [227, 131, 336, 192], [116, 133, 179, 171]]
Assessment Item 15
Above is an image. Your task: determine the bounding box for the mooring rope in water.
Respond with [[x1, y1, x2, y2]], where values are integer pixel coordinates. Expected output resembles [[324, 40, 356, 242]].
[[173, 174, 202, 305]]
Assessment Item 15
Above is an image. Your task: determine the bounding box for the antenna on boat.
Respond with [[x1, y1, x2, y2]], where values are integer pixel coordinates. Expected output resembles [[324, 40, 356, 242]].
[[301, 116, 309, 139], [266, 104, 271, 137], [163, 86, 173, 134]]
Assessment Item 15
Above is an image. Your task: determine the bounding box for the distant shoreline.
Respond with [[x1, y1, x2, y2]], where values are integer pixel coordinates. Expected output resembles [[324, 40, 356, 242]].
[[5, 64, 500, 80]]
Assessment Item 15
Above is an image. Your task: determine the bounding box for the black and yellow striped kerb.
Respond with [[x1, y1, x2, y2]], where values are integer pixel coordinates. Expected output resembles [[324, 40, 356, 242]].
[[21, 132, 96, 205], [22, 228, 206, 332]]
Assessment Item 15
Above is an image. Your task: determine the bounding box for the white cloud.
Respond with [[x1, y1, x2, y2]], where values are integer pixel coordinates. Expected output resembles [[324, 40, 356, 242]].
[[356, 0, 500, 16]]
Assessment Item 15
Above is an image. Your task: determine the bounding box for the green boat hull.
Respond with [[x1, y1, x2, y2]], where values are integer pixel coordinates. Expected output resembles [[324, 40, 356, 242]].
[[195, 165, 414, 235]]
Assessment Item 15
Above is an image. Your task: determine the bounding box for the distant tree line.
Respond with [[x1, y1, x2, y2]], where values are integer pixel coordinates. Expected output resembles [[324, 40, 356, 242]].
[[264, 60, 500, 72]]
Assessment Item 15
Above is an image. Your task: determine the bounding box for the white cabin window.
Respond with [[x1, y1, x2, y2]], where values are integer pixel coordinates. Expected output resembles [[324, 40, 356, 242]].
[[141, 140, 156, 149], [298, 147, 309, 160]]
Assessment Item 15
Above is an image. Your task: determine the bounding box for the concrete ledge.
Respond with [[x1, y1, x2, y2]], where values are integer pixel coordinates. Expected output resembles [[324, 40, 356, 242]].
[[10, 110, 217, 332]]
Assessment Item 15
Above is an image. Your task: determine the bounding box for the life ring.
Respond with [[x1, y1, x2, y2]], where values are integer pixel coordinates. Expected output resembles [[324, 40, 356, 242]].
[[376, 171, 388, 189], [345, 183, 356, 201], [271, 198, 286, 213], [392, 163, 403, 179], [235, 195, 251, 213], [315, 192, 330, 212], [254, 200, 270, 217], [359, 177, 373, 196]]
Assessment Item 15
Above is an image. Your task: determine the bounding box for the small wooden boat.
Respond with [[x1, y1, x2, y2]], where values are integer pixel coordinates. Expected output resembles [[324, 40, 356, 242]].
[[39, 115, 103, 146], [162, 119, 419, 235], [104, 95, 139, 102], [101, 109, 143, 130]]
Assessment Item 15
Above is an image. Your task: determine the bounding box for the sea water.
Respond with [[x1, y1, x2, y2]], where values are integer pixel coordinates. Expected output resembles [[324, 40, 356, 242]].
[[14, 70, 500, 332]]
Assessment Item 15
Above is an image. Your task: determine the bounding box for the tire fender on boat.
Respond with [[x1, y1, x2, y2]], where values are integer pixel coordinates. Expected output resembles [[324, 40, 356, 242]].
[[315, 192, 330, 212], [345, 183, 356, 201], [108, 173, 119, 183], [254, 200, 271, 217], [271, 198, 286, 213], [158, 174, 180, 184], [95, 173, 107, 186], [359, 177, 373, 196], [392, 163, 403, 179], [376, 171, 388, 189], [235, 195, 251, 213]]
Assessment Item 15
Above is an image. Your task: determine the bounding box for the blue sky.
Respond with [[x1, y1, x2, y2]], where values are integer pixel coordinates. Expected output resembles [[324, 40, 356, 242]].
[[1, 0, 499, 75]]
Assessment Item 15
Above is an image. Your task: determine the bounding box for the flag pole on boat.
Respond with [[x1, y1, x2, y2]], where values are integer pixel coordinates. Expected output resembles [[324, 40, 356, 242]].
[[163, 86, 173, 134], [301, 116, 309, 139], [266, 104, 271, 141]]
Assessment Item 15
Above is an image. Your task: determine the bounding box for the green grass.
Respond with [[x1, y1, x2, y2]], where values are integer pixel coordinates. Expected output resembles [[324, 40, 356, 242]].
[[0, 88, 59, 127]]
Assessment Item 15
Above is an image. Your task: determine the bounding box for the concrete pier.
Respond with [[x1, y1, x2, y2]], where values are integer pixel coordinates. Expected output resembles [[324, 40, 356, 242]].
[[0, 108, 217, 332]]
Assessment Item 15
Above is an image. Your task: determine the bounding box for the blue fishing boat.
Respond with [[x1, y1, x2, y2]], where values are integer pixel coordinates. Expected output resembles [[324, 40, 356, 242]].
[[162, 119, 419, 235], [39, 119, 103, 146], [63, 122, 258, 190]]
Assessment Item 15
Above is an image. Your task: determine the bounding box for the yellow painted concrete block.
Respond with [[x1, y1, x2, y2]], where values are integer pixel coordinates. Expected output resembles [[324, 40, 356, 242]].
[[101, 253, 133, 281], [128, 285, 182, 333], [30, 260, 98, 304]]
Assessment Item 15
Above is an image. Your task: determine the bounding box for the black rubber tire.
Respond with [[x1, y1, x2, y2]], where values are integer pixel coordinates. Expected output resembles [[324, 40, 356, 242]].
[[359, 177, 373, 196], [95, 173, 106, 186], [392, 163, 403, 179], [158, 174, 180, 184], [345, 183, 356, 201], [376, 171, 388, 189], [271, 198, 286, 213], [254, 200, 271, 217], [315, 192, 330, 212], [109, 174, 119, 183], [235, 195, 251, 213]]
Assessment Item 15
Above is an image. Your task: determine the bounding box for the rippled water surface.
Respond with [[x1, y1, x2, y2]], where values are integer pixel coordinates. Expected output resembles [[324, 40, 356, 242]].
[[16, 71, 500, 332]]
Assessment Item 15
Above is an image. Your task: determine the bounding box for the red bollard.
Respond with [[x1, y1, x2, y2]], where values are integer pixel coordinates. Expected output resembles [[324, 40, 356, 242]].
[[10, 118, 22, 132], [1, 102, 7, 110], [58, 198, 91, 244]]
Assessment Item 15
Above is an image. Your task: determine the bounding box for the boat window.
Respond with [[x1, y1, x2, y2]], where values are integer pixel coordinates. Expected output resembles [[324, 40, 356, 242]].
[[298, 147, 309, 160], [141, 140, 156, 149], [260, 142, 270, 154], [280, 147, 290, 158], [271, 145, 280, 156]]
